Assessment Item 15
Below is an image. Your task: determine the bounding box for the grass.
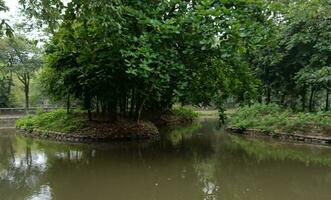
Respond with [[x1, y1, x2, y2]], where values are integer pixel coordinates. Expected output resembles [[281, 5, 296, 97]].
[[16, 109, 160, 137], [172, 107, 199, 119], [16, 107, 198, 136], [16, 109, 85, 133], [228, 103, 331, 136]]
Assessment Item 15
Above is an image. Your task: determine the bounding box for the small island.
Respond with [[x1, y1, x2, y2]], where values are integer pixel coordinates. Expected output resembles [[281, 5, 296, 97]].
[[16, 108, 198, 143]]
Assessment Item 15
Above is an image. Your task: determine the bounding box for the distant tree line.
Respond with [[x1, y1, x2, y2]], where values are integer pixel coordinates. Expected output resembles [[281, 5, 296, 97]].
[[251, 0, 331, 111], [0, 36, 42, 108]]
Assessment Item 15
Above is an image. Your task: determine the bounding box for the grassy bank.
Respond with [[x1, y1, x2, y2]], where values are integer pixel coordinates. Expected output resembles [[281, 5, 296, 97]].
[[16, 107, 198, 142], [228, 104, 331, 136], [16, 109, 158, 137], [16, 109, 85, 133]]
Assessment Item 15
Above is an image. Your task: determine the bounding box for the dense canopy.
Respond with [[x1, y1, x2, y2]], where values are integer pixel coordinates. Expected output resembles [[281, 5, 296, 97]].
[[0, 0, 329, 120], [20, 0, 270, 120]]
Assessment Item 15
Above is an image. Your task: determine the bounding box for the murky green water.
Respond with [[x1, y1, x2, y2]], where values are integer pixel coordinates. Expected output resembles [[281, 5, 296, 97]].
[[1, 119, 331, 200]]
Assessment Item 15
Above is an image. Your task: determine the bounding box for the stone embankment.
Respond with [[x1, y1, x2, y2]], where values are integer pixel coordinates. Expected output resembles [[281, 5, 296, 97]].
[[17, 128, 158, 143], [226, 127, 331, 145]]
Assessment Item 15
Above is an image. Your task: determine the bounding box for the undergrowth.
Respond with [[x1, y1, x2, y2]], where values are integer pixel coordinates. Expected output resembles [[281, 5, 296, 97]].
[[16, 109, 84, 133], [172, 107, 199, 119], [228, 104, 331, 136]]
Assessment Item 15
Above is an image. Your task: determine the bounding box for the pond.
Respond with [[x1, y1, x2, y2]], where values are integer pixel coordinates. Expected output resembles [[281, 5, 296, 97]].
[[1, 118, 331, 200]]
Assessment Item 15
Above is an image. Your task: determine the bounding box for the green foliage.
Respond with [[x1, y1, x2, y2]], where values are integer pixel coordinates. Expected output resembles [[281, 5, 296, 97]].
[[165, 122, 202, 146], [228, 103, 331, 135], [19, 0, 270, 121], [172, 107, 199, 119], [16, 109, 84, 133], [0, 0, 13, 37], [0, 77, 11, 107], [0, 36, 42, 108], [16, 0, 331, 122], [251, 0, 331, 111]]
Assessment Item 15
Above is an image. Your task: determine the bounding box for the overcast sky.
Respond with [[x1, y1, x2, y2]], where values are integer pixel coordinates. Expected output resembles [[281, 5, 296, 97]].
[[0, 0, 19, 21], [0, 0, 48, 44]]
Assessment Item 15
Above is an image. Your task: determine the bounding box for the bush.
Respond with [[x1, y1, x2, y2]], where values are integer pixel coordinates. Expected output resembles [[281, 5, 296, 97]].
[[228, 103, 331, 136], [172, 107, 199, 119], [16, 109, 84, 133]]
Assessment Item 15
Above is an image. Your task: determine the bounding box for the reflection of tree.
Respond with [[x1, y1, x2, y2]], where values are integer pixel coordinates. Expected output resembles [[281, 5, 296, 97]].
[[165, 123, 202, 146], [0, 135, 93, 200], [193, 155, 220, 200], [210, 135, 331, 200], [2, 120, 331, 200], [230, 135, 331, 167], [0, 135, 45, 199], [164, 119, 222, 200], [0, 130, 15, 170]]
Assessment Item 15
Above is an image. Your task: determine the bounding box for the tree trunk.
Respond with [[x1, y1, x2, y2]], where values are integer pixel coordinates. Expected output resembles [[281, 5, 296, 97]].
[[24, 83, 29, 110], [280, 93, 286, 106], [7, 72, 12, 98], [301, 88, 307, 111], [266, 87, 271, 104], [257, 93, 262, 104], [309, 87, 315, 112], [326, 88, 330, 112], [137, 98, 146, 124], [66, 94, 70, 114], [88, 109, 92, 121], [18, 74, 30, 111], [137, 84, 154, 123], [85, 94, 92, 121], [96, 96, 100, 114], [108, 99, 117, 121], [125, 96, 128, 116], [120, 96, 126, 116], [130, 89, 135, 117]]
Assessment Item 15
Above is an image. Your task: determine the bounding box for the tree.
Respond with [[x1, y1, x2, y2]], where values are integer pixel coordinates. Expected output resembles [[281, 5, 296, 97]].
[[0, 1, 14, 109], [0, 0, 13, 37], [0, 38, 14, 107], [251, 0, 331, 111], [0, 36, 42, 109], [0, 70, 12, 107], [19, 0, 274, 121]]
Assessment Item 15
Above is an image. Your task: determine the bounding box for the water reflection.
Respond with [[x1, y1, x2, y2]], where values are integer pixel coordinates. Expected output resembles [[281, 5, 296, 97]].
[[27, 185, 52, 200], [0, 119, 331, 200]]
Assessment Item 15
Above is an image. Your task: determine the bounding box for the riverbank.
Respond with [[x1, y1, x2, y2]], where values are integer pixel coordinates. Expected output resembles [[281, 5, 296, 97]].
[[227, 104, 331, 145], [0, 116, 20, 128], [16, 108, 198, 143]]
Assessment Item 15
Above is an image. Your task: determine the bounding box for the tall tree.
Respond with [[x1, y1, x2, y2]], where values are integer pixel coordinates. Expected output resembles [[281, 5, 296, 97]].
[[251, 0, 331, 111], [0, 36, 42, 109], [20, 0, 274, 120]]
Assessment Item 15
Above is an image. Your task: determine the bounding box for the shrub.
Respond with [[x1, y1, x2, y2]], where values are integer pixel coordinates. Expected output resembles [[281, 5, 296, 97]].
[[16, 109, 84, 133], [172, 107, 199, 119], [228, 103, 331, 136]]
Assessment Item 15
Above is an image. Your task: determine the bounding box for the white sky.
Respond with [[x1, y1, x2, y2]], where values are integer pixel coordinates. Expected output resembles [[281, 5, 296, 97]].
[[0, 0, 19, 21], [0, 0, 48, 45]]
